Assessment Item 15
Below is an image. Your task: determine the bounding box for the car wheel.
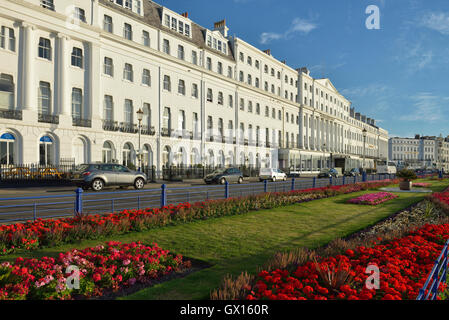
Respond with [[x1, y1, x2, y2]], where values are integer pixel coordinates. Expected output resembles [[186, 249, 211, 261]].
[[238, 177, 243, 184], [91, 179, 104, 192], [134, 178, 145, 190], [283, 176, 287, 181], [272, 176, 276, 182], [220, 178, 226, 185]]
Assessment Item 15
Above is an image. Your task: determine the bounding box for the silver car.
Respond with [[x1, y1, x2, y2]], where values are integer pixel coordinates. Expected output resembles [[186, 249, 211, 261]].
[[71, 164, 147, 191]]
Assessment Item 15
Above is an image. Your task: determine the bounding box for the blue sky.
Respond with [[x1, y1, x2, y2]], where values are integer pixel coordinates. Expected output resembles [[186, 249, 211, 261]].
[[159, 0, 449, 138]]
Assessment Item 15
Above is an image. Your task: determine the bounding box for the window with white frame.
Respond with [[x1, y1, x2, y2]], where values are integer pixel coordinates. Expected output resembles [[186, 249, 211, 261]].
[[71, 47, 83, 68], [103, 15, 113, 33], [142, 69, 151, 86], [73, 7, 86, 23], [178, 45, 185, 60], [142, 30, 150, 47], [0, 74, 14, 110], [123, 63, 133, 82], [0, 27, 15, 52], [124, 99, 133, 124], [178, 80, 185, 95], [38, 37, 51, 60], [71, 88, 82, 119], [104, 95, 113, 121], [124, 23, 132, 40], [163, 39, 170, 54], [206, 57, 212, 71], [38, 81, 51, 115], [163, 75, 171, 91], [207, 88, 213, 102], [218, 92, 223, 105], [191, 83, 198, 98], [228, 95, 233, 108], [191, 51, 197, 65], [104, 57, 113, 76], [217, 62, 223, 75]]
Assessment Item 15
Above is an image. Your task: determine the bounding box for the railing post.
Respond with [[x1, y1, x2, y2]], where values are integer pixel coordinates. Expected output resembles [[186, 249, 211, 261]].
[[291, 178, 295, 191], [313, 177, 316, 188], [443, 245, 449, 284], [343, 176, 346, 185], [329, 177, 333, 186], [33, 203, 37, 222], [354, 176, 357, 184], [362, 172, 367, 182], [225, 181, 229, 199], [75, 188, 83, 216], [264, 179, 268, 193], [161, 184, 167, 208]]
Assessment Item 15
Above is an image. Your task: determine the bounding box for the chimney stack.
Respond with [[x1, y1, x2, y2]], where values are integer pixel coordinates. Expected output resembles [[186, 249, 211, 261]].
[[181, 12, 189, 18], [214, 19, 229, 37], [263, 49, 271, 56]]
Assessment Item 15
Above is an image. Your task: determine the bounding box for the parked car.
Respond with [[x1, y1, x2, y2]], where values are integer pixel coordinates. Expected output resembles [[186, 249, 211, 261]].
[[318, 168, 339, 179], [259, 168, 288, 182], [344, 168, 360, 177], [204, 168, 244, 185], [71, 164, 147, 191]]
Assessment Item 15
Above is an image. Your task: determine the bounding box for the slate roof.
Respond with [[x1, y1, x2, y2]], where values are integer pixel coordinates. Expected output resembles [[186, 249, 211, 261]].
[[99, 0, 235, 62]]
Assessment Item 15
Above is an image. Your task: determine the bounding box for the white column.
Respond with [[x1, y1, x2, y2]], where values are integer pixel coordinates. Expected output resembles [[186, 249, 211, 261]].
[[299, 109, 304, 149], [57, 33, 70, 116], [22, 23, 36, 111], [88, 41, 101, 122]]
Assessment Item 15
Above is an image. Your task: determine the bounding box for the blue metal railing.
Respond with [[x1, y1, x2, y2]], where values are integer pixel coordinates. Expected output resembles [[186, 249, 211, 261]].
[[417, 239, 449, 300], [0, 174, 400, 224]]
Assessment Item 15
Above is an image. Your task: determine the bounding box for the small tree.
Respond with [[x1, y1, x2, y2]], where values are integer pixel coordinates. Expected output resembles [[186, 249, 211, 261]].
[[396, 169, 417, 181]]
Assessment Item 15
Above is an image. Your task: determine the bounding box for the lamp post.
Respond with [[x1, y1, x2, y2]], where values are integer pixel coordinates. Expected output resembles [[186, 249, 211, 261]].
[[136, 108, 144, 172], [322, 143, 326, 169], [362, 128, 367, 172]]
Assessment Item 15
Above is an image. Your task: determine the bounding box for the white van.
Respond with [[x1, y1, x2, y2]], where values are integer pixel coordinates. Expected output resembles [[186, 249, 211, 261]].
[[377, 162, 397, 175], [259, 168, 287, 182]]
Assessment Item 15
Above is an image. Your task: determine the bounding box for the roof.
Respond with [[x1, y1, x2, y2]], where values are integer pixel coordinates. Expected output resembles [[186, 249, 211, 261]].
[[99, 0, 235, 62]]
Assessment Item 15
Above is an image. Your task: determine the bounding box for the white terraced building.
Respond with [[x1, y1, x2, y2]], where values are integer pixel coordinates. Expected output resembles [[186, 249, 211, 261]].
[[0, 0, 388, 176]]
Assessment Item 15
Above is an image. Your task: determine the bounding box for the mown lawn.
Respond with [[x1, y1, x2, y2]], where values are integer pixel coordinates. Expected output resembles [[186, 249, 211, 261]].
[[1, 179, 447, 300]]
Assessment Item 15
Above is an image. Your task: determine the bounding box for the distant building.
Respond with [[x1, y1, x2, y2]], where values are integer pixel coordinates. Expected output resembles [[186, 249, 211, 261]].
[[389, 135, 449, 171]]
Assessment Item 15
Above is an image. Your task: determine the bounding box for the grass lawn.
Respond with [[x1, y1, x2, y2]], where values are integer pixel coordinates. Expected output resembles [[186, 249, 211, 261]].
[[1, 179, 447, 300]]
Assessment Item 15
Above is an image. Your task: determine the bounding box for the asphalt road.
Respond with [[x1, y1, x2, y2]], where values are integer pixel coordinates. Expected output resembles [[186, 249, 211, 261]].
[[0, 176, 333, 224]]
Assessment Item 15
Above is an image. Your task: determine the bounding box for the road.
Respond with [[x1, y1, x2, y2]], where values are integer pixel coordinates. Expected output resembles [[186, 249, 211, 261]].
[[0, 176, 344, 224]]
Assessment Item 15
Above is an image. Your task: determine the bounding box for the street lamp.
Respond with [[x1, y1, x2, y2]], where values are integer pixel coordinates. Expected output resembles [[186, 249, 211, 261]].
[[362, 128, 367, 172], [322, 143, 326, 169], [136, 108, 144, 172]]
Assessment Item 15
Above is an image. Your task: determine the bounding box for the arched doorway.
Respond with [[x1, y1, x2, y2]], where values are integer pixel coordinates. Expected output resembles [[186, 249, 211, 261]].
[[142, 144, 153, 167], [39, 135, 55, 165], [122, 143, 135, 167], [102, 141, 115, 163], [0, 133, 16, 165], [162, 146, 172, 167], [73, 137, 88, 165]]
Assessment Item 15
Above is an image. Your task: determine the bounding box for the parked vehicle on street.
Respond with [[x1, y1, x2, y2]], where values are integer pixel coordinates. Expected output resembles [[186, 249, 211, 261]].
[[259, 168, 288, 182], [344, 168, 360, 177], [204, 168, 244, 185], [318, 168, 339, 178], [377, 161, 397, 175], [71, 164, 147, 191]]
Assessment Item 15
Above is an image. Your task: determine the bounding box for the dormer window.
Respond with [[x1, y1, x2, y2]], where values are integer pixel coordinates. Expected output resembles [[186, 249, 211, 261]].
[[162, 11, 192, 38]]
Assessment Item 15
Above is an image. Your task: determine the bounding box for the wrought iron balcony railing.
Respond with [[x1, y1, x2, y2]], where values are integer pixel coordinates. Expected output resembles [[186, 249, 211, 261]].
[[119, 122, 138, 133], [38, 113, 59, 124], [72, 117, 92, 128], [141, 125, 156, 136], [0, 109, 22, 120], [103, 120, 119, 132]]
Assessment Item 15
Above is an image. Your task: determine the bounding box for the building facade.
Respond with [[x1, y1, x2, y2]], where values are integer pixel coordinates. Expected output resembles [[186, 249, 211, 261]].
[[389, 135, 449, 171], [0, 0, 388, 175]]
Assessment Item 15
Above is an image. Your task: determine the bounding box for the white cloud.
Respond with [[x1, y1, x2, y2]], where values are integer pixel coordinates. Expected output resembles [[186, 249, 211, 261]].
[[260, 17, 317, 44], [399, 92, 449, 122], [421, 12, 449, 35]]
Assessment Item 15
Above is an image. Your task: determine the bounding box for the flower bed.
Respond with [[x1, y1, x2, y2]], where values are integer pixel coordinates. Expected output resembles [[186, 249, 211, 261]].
[[347, 192, 398, 206], [414, 183, 431, 188], [0, 241, 190, 300], [0, 179, 398, 256], [245, 224, 449, 300]]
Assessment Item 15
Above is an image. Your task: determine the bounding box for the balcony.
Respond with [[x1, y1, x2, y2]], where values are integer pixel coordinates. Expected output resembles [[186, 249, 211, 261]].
[[103, 120, 119, 132], [161, 127, 173, 137], [72, 117, 92, 128], [119, 122, 138, 133], [192, 132, 201, 141], [0, 109, 22, 120], [141, 125, 156, 136], [38, 113, 59, 124], [174, 129, 193, 139], [41, 0, 55, 11]]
